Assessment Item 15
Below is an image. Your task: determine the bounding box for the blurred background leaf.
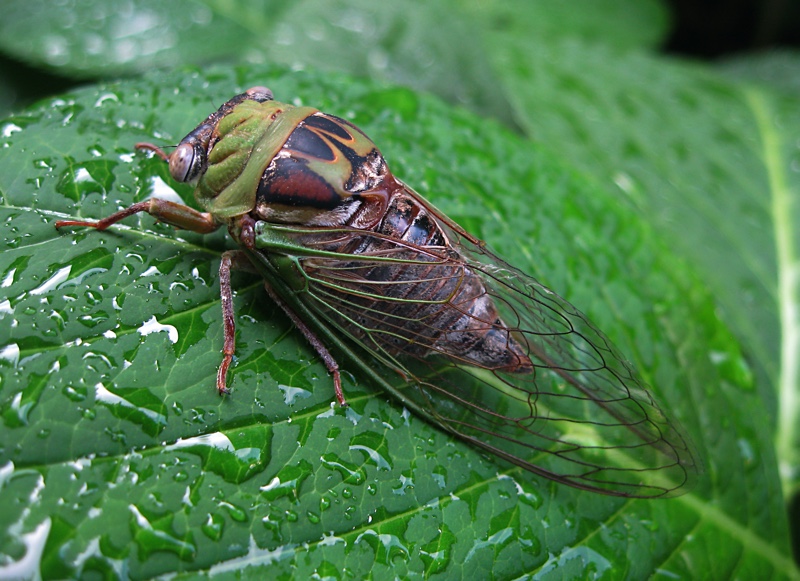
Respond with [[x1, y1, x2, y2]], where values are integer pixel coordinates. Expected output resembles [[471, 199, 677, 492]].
[[0, 0, 515, 125], [482, 26, 798, 443], [0, 0, 798, 578], [719, 50, 800, 94]]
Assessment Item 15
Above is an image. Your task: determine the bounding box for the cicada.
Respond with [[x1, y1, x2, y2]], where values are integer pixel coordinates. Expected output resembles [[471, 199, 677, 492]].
[[56, 87, 700, 498]]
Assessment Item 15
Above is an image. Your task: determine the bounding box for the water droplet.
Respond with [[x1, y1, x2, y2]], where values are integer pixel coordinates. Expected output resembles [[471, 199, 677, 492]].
[[78, 312, 109, 328], [2, 123, 22, 138], [137, 315, 178, 344], [640, 519, 659, 532], [419, 523, 455, 575], [535, 546, 612, 578], [202, 513, 224, 541], [259, 460, 313, 502], [128, 504, 196, 560], [0, 267, 15, 288], [165, 427, 272, 484], [104, 427, 127, 445], [345, 406, 362, 425], [0, 343, 20, 366], [3, 373, 48, 428], [0, 517, 51, 578], [64, 385, 87, 402], [29, 266, 72, 296], [464, 527, 514, 563], [349, 431, 392, 471], [94, 93, 119, 108], [709, 349, 754, 390], [94, 383, 167, 437], [354, 529, 409, 565], [32, 158, 54, 171], [261, 515, 282, 541], [218, 501, 247, 523], [392, 474, 414, 496], [278, 384, 312, 406], [498, 474, 542, 509], [737, 438, 756, 467], [320, 454, 366, 485], [84, 289, 103, 306], [56, 159, 118, 201], [88, 144, 106, 157]]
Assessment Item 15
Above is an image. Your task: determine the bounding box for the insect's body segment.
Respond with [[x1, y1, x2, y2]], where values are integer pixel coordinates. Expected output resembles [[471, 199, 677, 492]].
[[56, 87, 701, 498], [182, 91, 533, 376]]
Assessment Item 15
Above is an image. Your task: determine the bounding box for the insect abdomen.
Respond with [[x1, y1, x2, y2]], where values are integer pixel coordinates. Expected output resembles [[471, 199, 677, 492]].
[[306, 190, 533, 373], [242, 108, 532, 373]]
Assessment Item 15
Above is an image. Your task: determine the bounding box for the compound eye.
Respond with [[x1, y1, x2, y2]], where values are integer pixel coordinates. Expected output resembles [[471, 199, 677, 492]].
[[245, 86, 274, 102], [169, 142, 201, 183]]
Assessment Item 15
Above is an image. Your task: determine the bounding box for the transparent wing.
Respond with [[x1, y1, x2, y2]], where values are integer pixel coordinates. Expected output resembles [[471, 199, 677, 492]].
[[256, 221, 701, 498]]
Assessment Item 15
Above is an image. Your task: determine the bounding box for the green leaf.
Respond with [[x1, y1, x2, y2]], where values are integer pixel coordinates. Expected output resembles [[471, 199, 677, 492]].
[[719, 50, 800, 95], [456, 0, 671, 51], [482, 33, 800, 493], [0, 0, 515, 126], [0, 66, 796, 579]]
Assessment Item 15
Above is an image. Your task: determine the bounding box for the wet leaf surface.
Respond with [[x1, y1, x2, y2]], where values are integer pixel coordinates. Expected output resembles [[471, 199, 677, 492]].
[[0, 67, 794, 579]]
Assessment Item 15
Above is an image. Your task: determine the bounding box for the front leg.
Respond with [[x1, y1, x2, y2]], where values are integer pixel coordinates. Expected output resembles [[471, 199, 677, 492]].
[[55, 198, 219, 234]]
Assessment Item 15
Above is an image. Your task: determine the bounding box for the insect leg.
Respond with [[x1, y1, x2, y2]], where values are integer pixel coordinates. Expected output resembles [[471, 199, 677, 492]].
[[217, 251, 346, 405], [217, 250, 250, 395], [261, 281, 347, 407], [55, 198, 219, 234]]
